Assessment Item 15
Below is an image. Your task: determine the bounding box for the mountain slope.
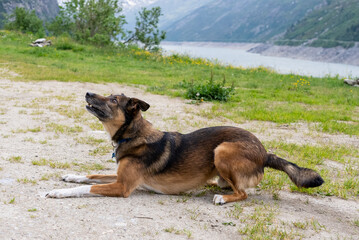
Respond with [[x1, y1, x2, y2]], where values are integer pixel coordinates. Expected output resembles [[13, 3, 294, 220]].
[[0, 0, 59, 27], [122, 0, 213, 30], [280, 0, 359, 48], [165, 0, 324, 42]]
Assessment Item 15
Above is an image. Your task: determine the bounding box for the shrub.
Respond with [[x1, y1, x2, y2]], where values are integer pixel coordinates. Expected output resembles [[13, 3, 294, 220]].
[[47, 0, 126, 46], [184, 71, 234, 102], [55, 36, 84, 52], [4, 7, 45, 37], [125, 7, 166, 51]]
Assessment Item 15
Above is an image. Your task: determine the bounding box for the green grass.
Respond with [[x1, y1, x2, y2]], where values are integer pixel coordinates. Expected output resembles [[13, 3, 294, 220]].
[[163, 227, 192, 238], [75, 136, 107, 145], [71, 161, 105, 172], [238, 205, 298, 239], [226, 203, 243, 219], [8, 197, 15, 204], [7, 156, 23, 163], [52, 105, 86, 120], [17, 178, 37, 185], [32, 158, 105, 173], [40, 172, 61, 181], [89, 145, 112, 156], [32, 158, 71, 169], [0, 31, 358, 136], [46, 123, 83, 134], [12, 127, 41, 133]]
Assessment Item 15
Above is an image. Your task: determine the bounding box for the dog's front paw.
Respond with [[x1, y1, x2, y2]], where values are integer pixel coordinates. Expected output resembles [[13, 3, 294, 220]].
[[62, 174, 88, 183], [213, 194, 226, 205], [46, 186, 93, 198], [46, 189, 70, 198]]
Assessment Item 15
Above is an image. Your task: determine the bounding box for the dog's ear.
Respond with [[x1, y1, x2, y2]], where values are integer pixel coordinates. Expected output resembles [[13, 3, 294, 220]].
[[126, 98, 150, 114]]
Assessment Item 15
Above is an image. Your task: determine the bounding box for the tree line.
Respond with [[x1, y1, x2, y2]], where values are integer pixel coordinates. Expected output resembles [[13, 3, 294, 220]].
[[1, 0, 166, 51]]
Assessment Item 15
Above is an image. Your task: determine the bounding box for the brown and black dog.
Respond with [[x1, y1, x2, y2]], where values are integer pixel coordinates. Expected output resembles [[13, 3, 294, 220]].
[[46, 92, 324, 204]]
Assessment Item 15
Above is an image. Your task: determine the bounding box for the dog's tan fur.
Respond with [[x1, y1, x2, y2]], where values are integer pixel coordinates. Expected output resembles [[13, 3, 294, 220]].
[[46, 92, 324, 204]]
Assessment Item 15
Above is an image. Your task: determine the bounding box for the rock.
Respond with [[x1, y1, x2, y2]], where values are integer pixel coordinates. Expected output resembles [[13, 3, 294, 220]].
[[30, 39, 52, 47], [344, 78, 359, 87], [33, 38, 47, 44]]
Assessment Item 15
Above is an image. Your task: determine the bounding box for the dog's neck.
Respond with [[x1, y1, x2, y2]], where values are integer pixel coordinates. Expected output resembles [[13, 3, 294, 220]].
[[108, 114, 160, 144]]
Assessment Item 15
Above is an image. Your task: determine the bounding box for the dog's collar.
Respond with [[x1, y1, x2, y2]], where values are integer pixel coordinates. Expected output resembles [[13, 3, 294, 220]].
[[117, 138, 131, 145], [111, 138, 132, 148], [111, 138, 131, 160]]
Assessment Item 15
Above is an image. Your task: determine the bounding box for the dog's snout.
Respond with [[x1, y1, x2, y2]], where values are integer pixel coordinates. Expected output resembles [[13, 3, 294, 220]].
[[86, 92, 96, 98]]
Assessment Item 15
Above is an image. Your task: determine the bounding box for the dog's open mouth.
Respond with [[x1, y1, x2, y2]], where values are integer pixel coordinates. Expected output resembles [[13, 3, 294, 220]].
[[86, 102, 106, 118], [85, 92, 113, 121]]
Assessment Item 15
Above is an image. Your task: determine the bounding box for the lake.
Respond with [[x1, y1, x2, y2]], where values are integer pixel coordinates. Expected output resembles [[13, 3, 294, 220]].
[[161, 42, 359, 78]]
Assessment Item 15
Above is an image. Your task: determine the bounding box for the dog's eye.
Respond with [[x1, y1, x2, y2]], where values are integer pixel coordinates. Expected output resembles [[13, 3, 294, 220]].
[[111, 99, 117, 104]]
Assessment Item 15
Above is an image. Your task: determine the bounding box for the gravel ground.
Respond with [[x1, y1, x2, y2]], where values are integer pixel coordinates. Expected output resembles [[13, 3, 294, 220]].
[[0, 72, 358, 239]]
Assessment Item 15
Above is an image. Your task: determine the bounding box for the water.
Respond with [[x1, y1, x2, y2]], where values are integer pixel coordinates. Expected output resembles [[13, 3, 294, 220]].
[[161, 42, 359, 78]]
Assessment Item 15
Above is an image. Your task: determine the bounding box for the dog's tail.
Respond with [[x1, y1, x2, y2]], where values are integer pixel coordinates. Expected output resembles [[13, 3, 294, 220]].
[[264, 153, 324, 188]]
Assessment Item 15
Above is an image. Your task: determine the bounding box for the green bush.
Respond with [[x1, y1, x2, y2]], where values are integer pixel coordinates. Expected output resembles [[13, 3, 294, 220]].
[[4, 7, 44, 37], [55, 36, 85, 52], [184, 71, 234, 102], [47, 0, 126, 46], [125, 7, 166, 51]]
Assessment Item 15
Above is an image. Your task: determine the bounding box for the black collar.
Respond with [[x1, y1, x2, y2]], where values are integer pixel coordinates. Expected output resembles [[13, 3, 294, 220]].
[[112, 138, 131, 163], [117, 138, 131, 145]]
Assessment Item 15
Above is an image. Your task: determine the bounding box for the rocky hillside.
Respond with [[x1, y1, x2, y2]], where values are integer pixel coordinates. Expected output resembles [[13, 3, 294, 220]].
[[122, 0, 358, 48], [122, 0, 213, 30], [164, 0, 324, 42], [0, 0, 59, 27], [278, 0, 359, 48]]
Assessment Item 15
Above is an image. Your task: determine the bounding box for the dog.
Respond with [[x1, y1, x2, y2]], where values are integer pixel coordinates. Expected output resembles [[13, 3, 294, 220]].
[[46, 92, 324, 204]]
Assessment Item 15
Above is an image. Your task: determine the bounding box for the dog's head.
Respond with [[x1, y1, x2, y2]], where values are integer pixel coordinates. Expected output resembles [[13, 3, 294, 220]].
[[85, 92, 150, 137]]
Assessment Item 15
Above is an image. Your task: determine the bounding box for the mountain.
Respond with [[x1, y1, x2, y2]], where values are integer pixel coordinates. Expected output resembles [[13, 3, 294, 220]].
[[2, 0, 356, 48], [122, 0, 213, 30], [0, 0, 59, 27], [122, 0, 359, 48], [164, 0, 324, 42], [279, 0, 359, 48], [122, 0, 157, 11]]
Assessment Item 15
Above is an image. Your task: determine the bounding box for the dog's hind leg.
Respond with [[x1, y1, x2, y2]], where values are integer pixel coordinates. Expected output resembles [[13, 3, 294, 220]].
[[62, 174, 117, 184], [206, 176, 230, 189], [212, 142, 264, 205]]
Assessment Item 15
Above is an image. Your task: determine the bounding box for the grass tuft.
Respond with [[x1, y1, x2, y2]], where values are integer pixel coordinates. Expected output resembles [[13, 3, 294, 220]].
[[7, 156, 23, 163]]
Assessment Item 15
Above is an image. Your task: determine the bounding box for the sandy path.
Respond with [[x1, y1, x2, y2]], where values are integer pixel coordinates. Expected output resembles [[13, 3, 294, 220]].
[[0, 72, 358, 239]]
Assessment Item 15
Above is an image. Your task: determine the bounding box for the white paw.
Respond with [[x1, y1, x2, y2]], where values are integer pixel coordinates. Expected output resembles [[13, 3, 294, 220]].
[[46, 188, 73, 198], [46, 186, 94, 198], [213, 194, 226, 205], [62, 174, 88, 183]]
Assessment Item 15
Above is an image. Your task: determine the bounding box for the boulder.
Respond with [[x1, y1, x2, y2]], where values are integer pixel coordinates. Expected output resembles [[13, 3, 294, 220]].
[[344, 78, 359, 87], [30, 38, 52, 47]]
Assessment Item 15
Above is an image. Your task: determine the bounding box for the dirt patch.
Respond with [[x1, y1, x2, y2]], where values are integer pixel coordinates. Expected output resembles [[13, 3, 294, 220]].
[[0, 73, 358, 239]]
